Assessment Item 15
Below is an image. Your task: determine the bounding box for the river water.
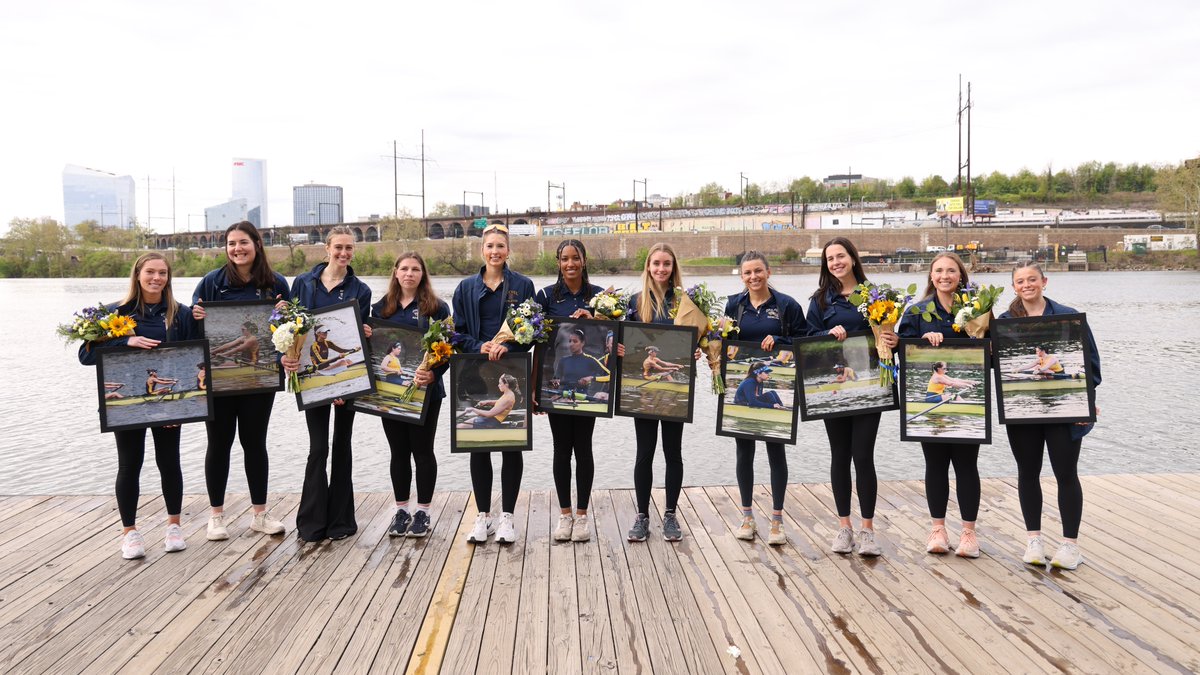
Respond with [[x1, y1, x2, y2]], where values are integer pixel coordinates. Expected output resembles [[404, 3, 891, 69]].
[[2, 271, 1198, 497]]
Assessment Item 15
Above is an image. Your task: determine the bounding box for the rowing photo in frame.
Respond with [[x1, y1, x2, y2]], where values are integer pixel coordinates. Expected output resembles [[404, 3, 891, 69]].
[[198, 299, 284, 396], [295, 301, 374, 410], [614, 321, 696, 424], [794, 330, 898, 422], [351, 318, 430, 424], [450, 352, 533, 453], [992, 313, 1096, 425], [716, 340, 799, 443], [899, 338, 992, 445], [533, 317, 616, 418], [96, 339, 214, 433]]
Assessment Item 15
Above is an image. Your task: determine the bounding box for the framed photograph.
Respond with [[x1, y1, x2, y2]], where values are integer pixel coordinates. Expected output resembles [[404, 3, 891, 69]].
[[614, 321, 696, 424], [295, 301, 375, 410], [991, 313, 1096, 425], [533, 317, 617, 418], [450, 352, 533, 453], [351, 318, 431, 424], [794, 331, 899, 421], [899, 338, 992, 445], [96, 339, 214, 432], [198, 299, 284, 396], [716, 340, 799, 443]]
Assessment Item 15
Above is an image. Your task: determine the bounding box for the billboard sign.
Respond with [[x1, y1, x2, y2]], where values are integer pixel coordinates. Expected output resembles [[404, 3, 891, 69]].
[[973, 199, 996, 216], [936, 197, 965, 214]]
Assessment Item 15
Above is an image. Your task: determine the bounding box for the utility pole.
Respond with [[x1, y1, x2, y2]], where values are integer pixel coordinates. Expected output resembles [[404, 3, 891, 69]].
[[385, 131, 429, 223], [633, 178, 646, 232], [956, 76, 974, 222], [548, 181, 564, 214]]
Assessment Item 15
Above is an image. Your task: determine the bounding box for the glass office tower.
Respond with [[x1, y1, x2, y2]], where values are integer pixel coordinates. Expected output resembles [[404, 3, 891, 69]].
[[62, 164, 137, 228], [232, 158, 267, 229], [293, 184, 344, 225]]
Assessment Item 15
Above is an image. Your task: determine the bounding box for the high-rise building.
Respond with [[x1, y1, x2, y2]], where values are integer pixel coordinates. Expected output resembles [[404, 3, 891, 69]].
[[293, 184, 344, 225], [62, 164, 137, 228], [232, 158, 267, 229], [204, 198, 249, 231]]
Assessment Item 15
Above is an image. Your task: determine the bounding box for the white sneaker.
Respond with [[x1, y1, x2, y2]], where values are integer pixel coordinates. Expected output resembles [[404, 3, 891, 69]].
[[1051, 541, 1083, 570], [553, 514, 574, 542], [251, 511, 286, 535], [495, 512, 517, 543], [1022, 536, 1046, 566], [466, 513, 494, 543], [207, 514, 230, 541], [164, 524, 187, 552], [122, 530, 145, 560], [571, 515, 591, 542]]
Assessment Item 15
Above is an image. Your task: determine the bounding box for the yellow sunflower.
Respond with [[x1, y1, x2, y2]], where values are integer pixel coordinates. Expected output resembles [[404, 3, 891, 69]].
[[106, 315, 138, 338]]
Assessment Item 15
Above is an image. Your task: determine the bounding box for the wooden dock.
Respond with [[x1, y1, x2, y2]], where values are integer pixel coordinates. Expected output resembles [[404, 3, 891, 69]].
[[1, 474, 1198, 674]]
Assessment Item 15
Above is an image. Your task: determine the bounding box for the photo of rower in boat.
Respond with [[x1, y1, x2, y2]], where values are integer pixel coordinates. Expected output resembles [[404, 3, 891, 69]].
[[294, 301, 374, 410], [533, 318, 616, 418], [351, 318, 431, 424], [794, 330, 899, 422], [614, 321, 696, 423], [198, 300, 283, 396], [716, 340, 799, 443], [899, 339, 992, 445], [992, 313, 1096, 424], [450, 352, 532, 452], [95, 339, 214, 432]]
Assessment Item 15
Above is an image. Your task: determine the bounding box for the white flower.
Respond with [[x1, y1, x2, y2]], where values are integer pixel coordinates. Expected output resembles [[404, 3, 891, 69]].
[[272, 323, 296, 352], [954, 306, 973, 326]]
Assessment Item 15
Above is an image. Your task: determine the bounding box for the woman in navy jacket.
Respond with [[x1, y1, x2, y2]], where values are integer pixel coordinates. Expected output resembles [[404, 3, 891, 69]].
[[534, 239, 606, 543], [723, 251, 806, 546], [191, 221, 290, 541], [286, 226, 373, 542], [452, 224, 535, 545], [371, 252, 451, 539], [897, 252, 984, 559], [999, 261, 1101, 570], [806, 237, 897, 557], [78, 252, 198, 560]]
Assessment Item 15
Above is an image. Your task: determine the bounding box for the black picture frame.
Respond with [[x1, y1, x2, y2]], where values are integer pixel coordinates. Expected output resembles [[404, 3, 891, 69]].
[[899, 338, 992, 445], [614, 321, 697, 424], [96, 339, 214, 433], [533, 317, 617, 418], [351, 318, 432, 424], [715, 340, 799, 443], [991, 313, 1096, 425], [198, 299, 284, 397], [450, 352, 533, 453], [294, 300, 375, 411], [794, 330, 899, 421]]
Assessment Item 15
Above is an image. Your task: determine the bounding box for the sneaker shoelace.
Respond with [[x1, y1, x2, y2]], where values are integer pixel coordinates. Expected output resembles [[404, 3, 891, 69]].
[[927, 527, 946, 547]]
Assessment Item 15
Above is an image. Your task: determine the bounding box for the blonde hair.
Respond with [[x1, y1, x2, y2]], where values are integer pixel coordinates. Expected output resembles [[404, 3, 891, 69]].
[[922, 252, 970, 299], [1006, 261, 1046, 318], [324, 226, 356, 260], [122, 252, 178, 332], [637, 243, 683, 321]]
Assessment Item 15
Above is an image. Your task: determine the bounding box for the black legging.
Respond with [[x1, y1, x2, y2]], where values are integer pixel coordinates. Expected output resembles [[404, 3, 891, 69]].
[[204, 392, 274, 507], [633, 418, 684, 515], [381, 398, 441, 505], [922, 442, 980, 521], [114, 426, 183, 528], [824, 412, 881, 519], [470, 451, 523, 513], [734, 439, 787, 511], [549, 414, 596, 511], [297, 404, 357, 541], [1006, 424, 1083, 538]]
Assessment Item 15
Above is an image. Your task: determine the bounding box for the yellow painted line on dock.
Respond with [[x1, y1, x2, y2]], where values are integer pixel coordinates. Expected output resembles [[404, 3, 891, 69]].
[[405, 495, 478, 675]]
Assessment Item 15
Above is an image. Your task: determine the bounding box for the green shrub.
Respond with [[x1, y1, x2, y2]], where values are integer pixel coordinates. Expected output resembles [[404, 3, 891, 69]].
[[782, 246, 799, 262]]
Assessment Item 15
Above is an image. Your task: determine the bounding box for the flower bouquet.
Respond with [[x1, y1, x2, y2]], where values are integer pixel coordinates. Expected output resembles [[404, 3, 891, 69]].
[[399, 317, 465, 403], [950, 282, 1004, 338], [848, 281, 917, 387], [670, 283, 738, 394], [492, 299, 553, 346], [269, 298, 316, 393], [588, 287, 629, 320], [57, 303, 138, 349]]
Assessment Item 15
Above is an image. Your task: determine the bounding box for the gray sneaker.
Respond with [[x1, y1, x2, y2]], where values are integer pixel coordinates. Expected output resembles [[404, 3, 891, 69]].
[[627, 514, 650, 542], [831, 527, 855, 554], [857, 529, 881, 557], [662, 511, 682, 542]]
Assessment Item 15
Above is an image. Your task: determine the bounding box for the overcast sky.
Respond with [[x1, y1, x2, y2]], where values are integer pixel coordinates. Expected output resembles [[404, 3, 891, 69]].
[[3, 0, 1197, 233]]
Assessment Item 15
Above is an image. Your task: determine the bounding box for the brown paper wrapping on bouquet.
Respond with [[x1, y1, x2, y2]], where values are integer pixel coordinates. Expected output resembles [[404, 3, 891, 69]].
[[963, 311, 992, 339], [871, 322, 897, 361], [286, 338, 306, 364], [673, 294, 723, 385], [490, 321, 516, 346]]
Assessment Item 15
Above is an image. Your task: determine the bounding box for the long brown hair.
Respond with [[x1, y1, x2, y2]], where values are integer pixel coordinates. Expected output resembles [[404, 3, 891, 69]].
[[499, 372, 522, 403], [122, 252, 178, 330], [637, 242, 683, 321], [381, 252, 441, 318], [222, 221, 278, 292], [922, 252, 970, 299], [811, 237, 867, 310], [1005, 261, 1045, 318]]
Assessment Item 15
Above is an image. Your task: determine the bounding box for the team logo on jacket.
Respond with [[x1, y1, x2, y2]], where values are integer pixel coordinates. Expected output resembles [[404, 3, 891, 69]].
[[507, 290, 519, 304], [766, 308, 780, 320], [411, 308, 419, 320]]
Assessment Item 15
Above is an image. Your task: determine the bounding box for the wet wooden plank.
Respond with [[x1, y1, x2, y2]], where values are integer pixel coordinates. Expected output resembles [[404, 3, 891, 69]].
[[545, 500, 581, 675], [573, 507, 618, 674], [479, 491, 533, 675], [589, 489, 653, 675], [510, 491, 552, 675]]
